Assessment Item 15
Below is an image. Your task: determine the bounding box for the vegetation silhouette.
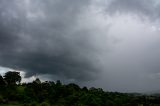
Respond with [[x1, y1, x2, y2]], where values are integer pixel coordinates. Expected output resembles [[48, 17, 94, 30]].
[[0, 71, 160, 106]]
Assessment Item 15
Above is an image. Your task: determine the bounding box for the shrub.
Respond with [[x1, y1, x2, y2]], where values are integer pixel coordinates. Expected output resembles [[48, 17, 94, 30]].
[[30, 102, 38, 106], [0, 95, 3, 103], [40, 102, 50, 106]]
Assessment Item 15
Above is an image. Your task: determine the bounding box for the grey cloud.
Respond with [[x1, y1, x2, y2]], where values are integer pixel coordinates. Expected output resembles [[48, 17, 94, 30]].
[[106, 0, 160, 20], [0, 0, 104, 81], [3, 0, 160, 92]]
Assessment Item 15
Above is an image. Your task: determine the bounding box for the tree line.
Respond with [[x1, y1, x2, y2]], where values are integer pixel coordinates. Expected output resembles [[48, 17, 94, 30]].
[[0, 71, 160, 106]]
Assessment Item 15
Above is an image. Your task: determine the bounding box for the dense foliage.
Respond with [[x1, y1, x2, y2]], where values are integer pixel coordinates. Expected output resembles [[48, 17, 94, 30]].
[[0, 71, 160, 106]]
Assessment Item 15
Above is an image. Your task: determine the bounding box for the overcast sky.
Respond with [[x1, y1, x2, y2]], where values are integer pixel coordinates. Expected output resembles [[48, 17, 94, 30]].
[[1, 0, 160, 92]]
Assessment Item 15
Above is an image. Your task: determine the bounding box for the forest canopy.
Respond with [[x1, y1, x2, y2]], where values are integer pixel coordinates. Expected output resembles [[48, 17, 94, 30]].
[[0, 71, 160, 106]]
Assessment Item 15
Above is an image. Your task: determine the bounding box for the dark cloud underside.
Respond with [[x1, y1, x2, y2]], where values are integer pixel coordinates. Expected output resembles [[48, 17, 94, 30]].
[[2, 0, 160, 92], [0, 0, 102, 81]]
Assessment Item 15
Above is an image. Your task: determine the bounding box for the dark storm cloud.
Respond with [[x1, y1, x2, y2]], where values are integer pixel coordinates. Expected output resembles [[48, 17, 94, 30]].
[[2, 0, 160, 92], [0, 0, 103, 81]]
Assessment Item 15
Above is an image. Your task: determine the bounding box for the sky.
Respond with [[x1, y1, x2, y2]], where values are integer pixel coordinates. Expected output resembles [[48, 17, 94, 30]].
[[1, 0, 160, 92]]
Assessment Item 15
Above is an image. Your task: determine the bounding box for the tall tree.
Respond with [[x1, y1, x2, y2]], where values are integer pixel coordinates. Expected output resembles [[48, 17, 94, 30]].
[[0, 75, 6, 85], [3, 71, 21, 85]]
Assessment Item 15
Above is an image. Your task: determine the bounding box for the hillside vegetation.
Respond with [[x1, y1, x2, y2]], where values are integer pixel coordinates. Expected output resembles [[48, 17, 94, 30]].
[[0, 71, 160, 106]]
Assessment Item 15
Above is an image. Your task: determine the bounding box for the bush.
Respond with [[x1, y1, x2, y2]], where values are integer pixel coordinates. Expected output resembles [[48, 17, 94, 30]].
[[0, 95, 3, 103], [30, 102, 38, 106], [40, 102, 50, 106]]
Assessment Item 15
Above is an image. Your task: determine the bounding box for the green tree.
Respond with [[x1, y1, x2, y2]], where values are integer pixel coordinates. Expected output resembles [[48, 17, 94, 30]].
[[0, 75, 6, 85], [3, 71, 21, 85]]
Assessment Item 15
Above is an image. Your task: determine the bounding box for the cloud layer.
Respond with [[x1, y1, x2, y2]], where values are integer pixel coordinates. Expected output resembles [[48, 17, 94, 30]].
[[1, 0, 160, 92], [0, 0, 107, 81]]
